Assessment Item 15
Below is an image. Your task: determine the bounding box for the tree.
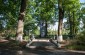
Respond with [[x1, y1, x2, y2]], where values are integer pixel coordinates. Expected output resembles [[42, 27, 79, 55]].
[[0, 0, 20, 39], [16, 0, 27, 42], [81, 7, 85, 30], [63, 0, 80, 38], [34, 0, 56, 37], [57, 0, 64, 42]]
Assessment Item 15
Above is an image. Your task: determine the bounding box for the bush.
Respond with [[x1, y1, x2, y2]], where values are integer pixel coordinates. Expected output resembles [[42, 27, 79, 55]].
[[76, 30, 85, 46], [66, 30, 85, 50], [5, 34, 15, 40]]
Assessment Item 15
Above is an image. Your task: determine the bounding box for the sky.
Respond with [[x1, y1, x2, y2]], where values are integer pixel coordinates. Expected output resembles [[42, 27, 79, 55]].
[[80, 0, 85, 3]]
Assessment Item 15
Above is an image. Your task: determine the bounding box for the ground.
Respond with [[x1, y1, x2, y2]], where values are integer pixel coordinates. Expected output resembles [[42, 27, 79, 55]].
[[0, 39, 85, 55]]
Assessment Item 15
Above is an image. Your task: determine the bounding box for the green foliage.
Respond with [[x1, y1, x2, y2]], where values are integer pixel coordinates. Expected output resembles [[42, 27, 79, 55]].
[[66, 30, 85, 50], [63, 0, 80, 12], [24, 36, 29, 41], [34, 29, 40, 35], [32, 0, 57, 22], [76, 30, 85, 45], [63, 0, 81, 37], [80, 7, 85, 29], [0, 0, 20, 30], [0, 0, 85, 44], [67, 45, 85, 50]]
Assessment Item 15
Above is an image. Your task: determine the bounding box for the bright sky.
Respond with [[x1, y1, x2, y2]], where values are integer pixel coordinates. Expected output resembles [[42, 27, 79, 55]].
[[80, 0, 85, 3]]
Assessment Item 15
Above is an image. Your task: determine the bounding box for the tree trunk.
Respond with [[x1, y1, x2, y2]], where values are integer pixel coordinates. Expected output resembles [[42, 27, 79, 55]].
[[68, 12, 73, 39], [40, 20, 44, 38], [58, 0, 64, 42], [16, 0, 26, 42], [45, 21, 48, 37], [73, 12, 75, 38]]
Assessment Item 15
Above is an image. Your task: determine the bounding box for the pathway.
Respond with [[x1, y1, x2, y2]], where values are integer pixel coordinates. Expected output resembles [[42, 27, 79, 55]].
[[0, 38, 85, 55]]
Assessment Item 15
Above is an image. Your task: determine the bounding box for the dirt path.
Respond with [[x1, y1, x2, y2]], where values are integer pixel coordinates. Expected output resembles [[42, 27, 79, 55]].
[[0, 39, 85, 55], [0, 48, 85, 55]]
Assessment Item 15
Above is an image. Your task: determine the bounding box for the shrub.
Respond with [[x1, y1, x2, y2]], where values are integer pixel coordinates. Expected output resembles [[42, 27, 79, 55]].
[[66, 30, 85, 50]]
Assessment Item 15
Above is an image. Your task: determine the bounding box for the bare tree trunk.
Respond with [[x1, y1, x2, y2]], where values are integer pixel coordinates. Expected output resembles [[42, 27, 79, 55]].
[[45, 21, 48, 37], [40, 20, 45, 38], [16, 0, 26, 42], [58, 0, 64, 42]]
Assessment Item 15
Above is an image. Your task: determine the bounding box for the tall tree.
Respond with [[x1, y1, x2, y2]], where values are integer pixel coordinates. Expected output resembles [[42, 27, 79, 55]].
[[81, 7, 85, 30], [16, 0, 27, 42], [68, 0, 80, 38], [57, 0, 80, 41], [32, 0, 56, 37], [0, 0, 20, 39], [62, 0, 80, 38], [58, 0, 64, 42]]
